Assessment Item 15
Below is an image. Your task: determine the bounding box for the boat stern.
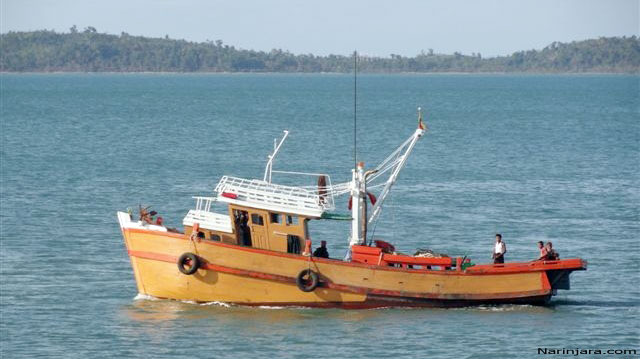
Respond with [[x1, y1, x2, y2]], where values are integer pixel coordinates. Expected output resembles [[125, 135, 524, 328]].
[[545, 258, 587, 292]]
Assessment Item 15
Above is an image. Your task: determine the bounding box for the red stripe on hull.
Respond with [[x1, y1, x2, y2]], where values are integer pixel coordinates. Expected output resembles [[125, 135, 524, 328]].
[[128, 249, 552, 303]]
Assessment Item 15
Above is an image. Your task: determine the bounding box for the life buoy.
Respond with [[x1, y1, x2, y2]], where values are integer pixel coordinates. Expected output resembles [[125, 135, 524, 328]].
[[347, 192, 377, 210], [295, 269, 319, 292], [177, 252, 200, 275]]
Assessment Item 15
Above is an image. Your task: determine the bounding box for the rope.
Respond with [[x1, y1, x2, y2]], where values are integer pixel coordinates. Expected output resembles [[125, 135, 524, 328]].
[[368, 205, 382, 245], [189, 229, 201, 256]]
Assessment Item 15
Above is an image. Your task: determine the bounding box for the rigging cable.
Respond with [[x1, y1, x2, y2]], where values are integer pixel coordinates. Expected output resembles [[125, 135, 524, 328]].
[[391, 191, 396, 243], [353, 50, 357, 169]]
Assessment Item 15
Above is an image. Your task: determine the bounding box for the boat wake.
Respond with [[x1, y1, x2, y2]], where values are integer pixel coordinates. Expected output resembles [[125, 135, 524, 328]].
[[133, 293, 160, 301], [460, 304, 539, 312], [199, 301, 232, 308], [550, 299, 638, 308], [133, 293, 232, 307], [257, 306, 287, 310]]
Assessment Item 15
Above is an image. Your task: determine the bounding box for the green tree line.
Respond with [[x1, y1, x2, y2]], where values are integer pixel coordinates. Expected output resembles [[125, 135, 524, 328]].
[[1, 27, 638, 73]]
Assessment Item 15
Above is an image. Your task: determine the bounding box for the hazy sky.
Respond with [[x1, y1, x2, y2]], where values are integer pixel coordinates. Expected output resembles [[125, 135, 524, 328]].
[[2, 0, 638, 57]]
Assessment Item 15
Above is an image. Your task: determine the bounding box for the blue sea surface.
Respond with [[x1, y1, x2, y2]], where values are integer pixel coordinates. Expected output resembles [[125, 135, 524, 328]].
[[1, 73, 639, 358]]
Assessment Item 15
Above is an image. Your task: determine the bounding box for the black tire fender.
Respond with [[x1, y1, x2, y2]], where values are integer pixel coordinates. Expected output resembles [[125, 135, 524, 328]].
[[295, 269, 319, 292], [177, 252, 200, 275]]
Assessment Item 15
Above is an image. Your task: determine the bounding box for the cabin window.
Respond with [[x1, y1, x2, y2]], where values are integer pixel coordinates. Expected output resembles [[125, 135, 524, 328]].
[[210, 233, 221, 241], [251, 214, 264, 226], [286, 215, 299, 225], [197, 232, 205, 240], [287, 235, 301, 254], [270, 212, 282, 224]]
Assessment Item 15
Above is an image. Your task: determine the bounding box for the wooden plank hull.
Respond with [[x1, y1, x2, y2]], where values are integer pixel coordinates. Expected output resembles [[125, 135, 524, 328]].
[[121, 227, 583, 308]]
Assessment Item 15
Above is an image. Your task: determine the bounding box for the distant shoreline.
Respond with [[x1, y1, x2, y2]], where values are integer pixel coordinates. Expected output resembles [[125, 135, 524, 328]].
[[2, 30, 638, 73]]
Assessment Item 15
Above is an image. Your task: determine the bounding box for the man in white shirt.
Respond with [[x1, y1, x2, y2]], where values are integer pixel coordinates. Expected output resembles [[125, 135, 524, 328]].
[[493, 234, 506, 264]]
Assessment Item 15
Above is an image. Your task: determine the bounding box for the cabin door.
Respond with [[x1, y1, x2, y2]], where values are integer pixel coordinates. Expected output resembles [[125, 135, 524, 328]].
[[232, 209, 251, 246], [248, 211, 269, 249]]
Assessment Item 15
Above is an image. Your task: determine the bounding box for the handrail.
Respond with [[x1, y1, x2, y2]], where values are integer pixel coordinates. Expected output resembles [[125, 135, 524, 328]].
[[214, 176, 336, 214], [272, 170, 330, 177], [192, 196, 217, 212]]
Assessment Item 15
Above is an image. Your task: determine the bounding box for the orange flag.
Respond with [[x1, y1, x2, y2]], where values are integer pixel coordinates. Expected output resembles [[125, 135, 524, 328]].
[[418, 107, 427, 130]]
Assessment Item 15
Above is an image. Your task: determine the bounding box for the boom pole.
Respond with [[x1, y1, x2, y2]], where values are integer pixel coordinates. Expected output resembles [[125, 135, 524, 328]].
[[345, 108, 426, 257], [367, 107, 426, 228], [367, 125, 424, 228]]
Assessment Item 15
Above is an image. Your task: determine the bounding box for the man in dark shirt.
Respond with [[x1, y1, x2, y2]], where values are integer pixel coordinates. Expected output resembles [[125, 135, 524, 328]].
[[313, 240, 330, 258], [240, 213, 251, 246], [545, 241, 559, 260]]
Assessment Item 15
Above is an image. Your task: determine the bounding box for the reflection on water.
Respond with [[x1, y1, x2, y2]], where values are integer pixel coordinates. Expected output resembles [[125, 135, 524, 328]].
[[122, 295, 388, 324], [122, 305, 177, 323], [123, 295, 557, 326]]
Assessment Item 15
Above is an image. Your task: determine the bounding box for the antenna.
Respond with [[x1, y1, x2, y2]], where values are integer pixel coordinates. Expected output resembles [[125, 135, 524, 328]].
[[353, 50, 357, 169], [263, 130, 289, 183]]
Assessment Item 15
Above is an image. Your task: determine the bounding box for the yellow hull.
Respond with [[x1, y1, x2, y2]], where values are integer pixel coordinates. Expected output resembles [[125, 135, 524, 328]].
[[121, 227, 561, 307]]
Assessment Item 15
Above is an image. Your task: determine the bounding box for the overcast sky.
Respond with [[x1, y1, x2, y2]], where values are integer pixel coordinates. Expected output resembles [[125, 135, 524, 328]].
[[2, 0, 638, 57]]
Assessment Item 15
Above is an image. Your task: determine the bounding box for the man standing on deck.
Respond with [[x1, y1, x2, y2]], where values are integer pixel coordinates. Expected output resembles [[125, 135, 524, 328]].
[[313, 240, 330, 258], [493, 234, 506, 264]]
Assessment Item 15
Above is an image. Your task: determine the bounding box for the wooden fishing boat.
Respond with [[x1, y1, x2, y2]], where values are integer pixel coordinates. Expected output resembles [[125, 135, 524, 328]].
[[118, 110, 586, 308]]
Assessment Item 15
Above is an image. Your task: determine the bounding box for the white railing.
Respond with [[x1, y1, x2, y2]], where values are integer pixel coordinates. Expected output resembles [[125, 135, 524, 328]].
[[193, 196, 216, 212], [271, 170, 345, 202], [182, 196, 233, 233], [214, 176, 335, 215]]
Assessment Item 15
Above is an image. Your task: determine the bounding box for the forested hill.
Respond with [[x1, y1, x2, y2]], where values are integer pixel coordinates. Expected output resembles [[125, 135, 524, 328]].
[[1, 28, 639, 73]]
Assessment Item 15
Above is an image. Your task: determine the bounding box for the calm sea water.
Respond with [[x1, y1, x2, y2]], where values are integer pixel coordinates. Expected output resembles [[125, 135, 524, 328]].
[[1, 74, 638, 358]]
